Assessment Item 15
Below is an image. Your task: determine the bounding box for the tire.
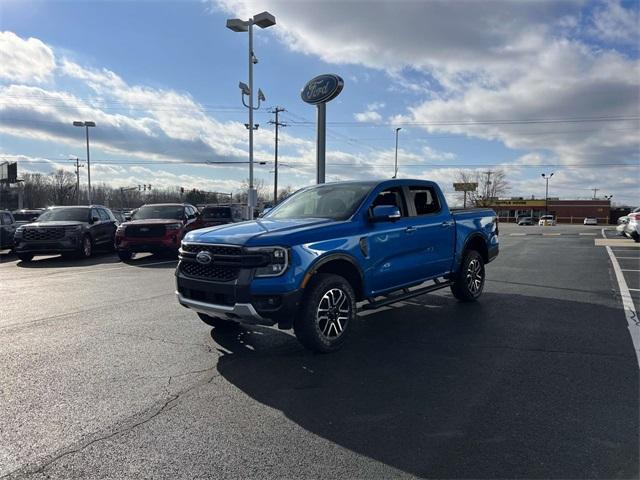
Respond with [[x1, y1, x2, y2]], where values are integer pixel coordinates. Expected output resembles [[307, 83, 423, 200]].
[[197, 313, 239, 331], [118, 250, 133, 262], [294, 273, 356, 353], [17, 253, 33, 262], [451, 250, 485, 302], [632, 231, 640, 243], [78, 234, 93, 259]]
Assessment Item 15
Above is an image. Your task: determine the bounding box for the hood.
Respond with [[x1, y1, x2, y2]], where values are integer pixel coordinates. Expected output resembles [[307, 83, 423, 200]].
[[124, 218, 183, 226], [185, 217, 332, 245], [24, 221, 86, 228]]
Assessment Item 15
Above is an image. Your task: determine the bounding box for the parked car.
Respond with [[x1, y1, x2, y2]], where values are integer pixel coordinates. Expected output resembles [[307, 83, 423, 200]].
[[115, 203, 204, 261], [198, 205, 235, 228], [176, 179, 499, 352], [616, 216, 629, 236], [112, 211, 126, 225], [583, 217, 598, 225], [12, 209, 44, 226], [0, 210, 17, 249], [538, 215, 556, 226], [517, 216, 535, 226], [624, 211, 639, 242], [13, 205, 117, 262]]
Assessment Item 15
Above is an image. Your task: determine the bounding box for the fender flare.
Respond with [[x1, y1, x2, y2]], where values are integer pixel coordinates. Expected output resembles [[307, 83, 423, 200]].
[[301, 252, 365, 291], [460, 233, 489, 261]]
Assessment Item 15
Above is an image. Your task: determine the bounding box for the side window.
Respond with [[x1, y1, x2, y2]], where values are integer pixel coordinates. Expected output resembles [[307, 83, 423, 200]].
[[91, 208, 100, 221], [370, 187, 408, 217], [1, 213, 11, 225], [409, 186, 441, 215], [99, 209, 111, 221]]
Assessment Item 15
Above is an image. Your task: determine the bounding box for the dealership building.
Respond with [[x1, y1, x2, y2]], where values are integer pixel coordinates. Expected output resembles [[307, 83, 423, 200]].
[[487, 198, 612, 224]]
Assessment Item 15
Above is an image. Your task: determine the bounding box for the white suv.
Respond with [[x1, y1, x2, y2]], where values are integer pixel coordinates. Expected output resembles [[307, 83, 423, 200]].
[[624, 209, 639, 242], [539, 215, 556, 226]]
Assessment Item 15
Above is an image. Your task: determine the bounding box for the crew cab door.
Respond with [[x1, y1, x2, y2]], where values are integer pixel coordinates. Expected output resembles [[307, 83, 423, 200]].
[[366, 187, 432, 294], [406, 184, 455, 278]]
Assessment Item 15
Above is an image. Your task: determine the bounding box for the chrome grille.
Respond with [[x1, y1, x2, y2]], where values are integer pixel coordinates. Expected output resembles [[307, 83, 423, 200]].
[[23, 227, 65, 241]]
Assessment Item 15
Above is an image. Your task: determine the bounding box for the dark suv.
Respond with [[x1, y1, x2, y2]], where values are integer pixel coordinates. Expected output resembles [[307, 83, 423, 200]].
[[0, 210, 17, 249], [13, 206, 117, 262], [199, 205, 235, 228]]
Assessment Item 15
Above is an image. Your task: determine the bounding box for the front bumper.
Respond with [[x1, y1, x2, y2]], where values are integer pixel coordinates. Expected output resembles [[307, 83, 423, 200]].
[[116, 235, 180, 252], [176, 269, 303, 329], [14, 236, 80, 254]]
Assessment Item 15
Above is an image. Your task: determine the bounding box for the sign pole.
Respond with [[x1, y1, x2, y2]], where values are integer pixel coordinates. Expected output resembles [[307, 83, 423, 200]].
[[316, 103, 326, 184]]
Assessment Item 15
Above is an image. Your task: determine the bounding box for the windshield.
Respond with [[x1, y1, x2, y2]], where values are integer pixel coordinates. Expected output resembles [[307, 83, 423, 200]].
[[201, 207, 231, 219], [266, 183, 374, 220], [132, 205, 184, 220], [541, 215, 554, 220], [37, 208, 90, 222]]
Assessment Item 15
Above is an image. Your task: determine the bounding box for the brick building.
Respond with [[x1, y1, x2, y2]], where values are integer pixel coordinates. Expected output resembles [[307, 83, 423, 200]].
[[488, 198, 611, 224]]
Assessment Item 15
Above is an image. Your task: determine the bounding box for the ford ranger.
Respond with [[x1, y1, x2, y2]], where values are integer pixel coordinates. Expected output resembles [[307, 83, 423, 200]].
[[176, 179, 499, 352]]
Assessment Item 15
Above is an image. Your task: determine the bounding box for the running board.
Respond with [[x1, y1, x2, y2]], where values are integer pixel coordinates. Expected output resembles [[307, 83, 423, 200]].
[[359, 280, 453, 311]]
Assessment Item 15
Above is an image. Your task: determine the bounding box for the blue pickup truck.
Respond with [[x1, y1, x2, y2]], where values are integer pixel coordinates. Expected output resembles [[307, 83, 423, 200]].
[[176, 179, 498, 352]]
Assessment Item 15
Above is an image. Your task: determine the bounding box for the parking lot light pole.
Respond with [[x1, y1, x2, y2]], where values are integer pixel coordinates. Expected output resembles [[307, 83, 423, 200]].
[[541, 172, 553, 216], [226, 11, 276, 219], [73, 121, 96, 204], [393, 127, 401, 178]]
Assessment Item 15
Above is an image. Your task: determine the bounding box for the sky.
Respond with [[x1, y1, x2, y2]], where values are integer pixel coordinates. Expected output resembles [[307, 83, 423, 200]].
[[0, 0, 638, 205]]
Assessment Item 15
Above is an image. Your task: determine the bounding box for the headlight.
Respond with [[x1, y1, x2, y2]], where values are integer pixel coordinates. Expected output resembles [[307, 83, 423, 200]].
[[166, 223, 182, 230], [116, 224, 126, 233], [15, 226, 24, 235], [248, 246, 289, 277]]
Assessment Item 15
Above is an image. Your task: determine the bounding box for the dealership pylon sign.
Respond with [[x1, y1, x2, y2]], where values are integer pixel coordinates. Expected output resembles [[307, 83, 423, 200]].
[[301, 74, 344, 184]]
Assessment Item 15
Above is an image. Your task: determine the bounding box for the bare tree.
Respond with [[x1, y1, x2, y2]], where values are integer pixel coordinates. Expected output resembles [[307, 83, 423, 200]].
[[455, 169, 510, 207], [49, 169, 76, 206]]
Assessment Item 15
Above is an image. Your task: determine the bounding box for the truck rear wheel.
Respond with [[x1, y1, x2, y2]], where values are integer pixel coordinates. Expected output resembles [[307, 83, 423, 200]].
[[451, 250, 485, 302], [294, 273, 356, 353], [197, 313, 239, 331]]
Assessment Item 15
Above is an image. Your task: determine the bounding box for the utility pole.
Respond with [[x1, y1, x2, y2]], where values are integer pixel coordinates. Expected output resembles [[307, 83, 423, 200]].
[[592, 188, 599, 200], [483, 171, 492, 206], [393, 127, 401, 178], [73, 157, 84, 205], [268, 107, 286, 204]]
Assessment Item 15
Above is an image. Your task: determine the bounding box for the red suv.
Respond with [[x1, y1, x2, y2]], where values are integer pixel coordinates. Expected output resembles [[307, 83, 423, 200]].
[[115, 203, 203, 261]]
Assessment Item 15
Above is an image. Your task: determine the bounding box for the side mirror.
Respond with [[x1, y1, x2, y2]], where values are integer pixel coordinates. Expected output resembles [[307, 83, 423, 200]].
[[91, 216, 100, 223], [259, 208, 272, 218], [124, 215, 131, 221], [370, 205, 401, 222]]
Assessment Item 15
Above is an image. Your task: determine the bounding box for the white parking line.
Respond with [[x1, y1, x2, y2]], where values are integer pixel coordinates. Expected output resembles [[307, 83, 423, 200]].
[[621, 269, 640, 272], [616, 257, 640, 260], [630, 288, 640, 292], [605, 246, 640, 367], [509, 233, 526, 236]]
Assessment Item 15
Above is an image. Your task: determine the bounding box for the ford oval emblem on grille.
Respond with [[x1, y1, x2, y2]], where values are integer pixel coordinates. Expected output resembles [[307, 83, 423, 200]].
[[196, 251, 213, 265], [140, 227, 149, 232]]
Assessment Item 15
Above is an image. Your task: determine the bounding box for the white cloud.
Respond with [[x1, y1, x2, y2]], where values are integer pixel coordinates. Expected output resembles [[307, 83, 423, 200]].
[[0, 31, 55, 84], [590, 0, 640, 45], [354, 101, 384, 122]]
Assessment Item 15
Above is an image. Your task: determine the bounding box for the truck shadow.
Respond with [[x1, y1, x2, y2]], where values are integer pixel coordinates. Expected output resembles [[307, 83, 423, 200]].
[[211, 292, 638, 479]]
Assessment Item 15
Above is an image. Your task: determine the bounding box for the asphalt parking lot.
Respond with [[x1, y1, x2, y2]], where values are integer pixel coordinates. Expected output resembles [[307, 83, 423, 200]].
[[0, 223, 638, 479]]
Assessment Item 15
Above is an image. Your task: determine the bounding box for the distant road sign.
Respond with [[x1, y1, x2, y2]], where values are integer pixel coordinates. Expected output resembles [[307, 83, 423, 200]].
[[0, 162, 17, 183], [453, 182, 478, 192]]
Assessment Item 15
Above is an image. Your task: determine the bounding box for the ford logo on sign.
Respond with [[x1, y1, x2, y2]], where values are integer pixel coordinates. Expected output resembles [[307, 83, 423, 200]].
[[196, 251, 213, 265], [301, 74, 344, 105]]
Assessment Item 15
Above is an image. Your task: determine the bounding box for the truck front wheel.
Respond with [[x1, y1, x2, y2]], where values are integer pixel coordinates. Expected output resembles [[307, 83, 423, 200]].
[[451, 250, 485, 302], [197, 313, 239, 331], [294, 273, 356, 353]]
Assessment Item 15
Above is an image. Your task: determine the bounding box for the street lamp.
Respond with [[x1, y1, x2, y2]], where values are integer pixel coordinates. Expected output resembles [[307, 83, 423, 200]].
[[393, 127, 401, 178], [541, 172, 554, 216], [73, 121, 95, 204], [226, 11, 276, 219]]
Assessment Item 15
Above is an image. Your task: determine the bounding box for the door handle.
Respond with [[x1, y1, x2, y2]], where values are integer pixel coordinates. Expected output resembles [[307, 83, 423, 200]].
[[441, 220, 454, 227], [405, 226, 417, 233]]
